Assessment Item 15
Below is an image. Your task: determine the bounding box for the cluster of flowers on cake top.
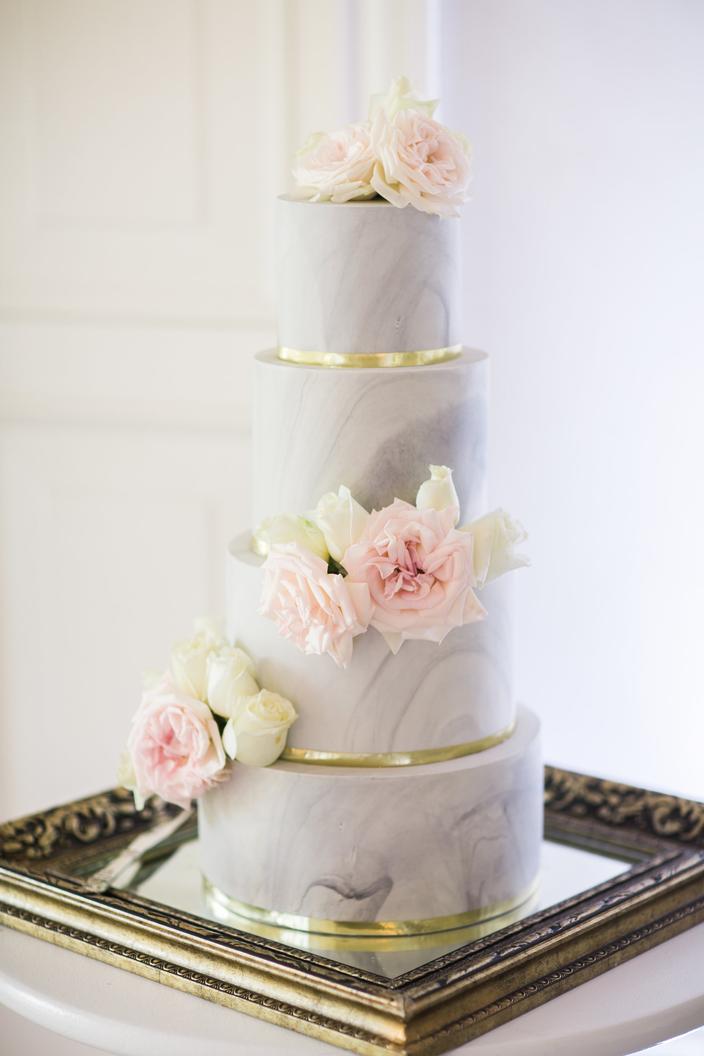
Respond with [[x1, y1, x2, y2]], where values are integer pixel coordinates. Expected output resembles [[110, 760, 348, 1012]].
[[118, 621, 297, 808], [255, 466, 528, 669], [293, 77, 471, 217]]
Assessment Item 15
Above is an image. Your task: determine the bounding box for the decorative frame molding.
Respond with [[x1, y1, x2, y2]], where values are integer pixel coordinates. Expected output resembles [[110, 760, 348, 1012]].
[[1, 766, 703, 1054]]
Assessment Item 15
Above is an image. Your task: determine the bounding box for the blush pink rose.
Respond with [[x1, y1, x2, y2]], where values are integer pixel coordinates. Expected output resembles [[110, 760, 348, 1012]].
[[370, 108, 471, 217], [127, 676, 226, 809], [342, 500, 485, 653], [293, 123, 376, 203], [259, 543, 372, 668]]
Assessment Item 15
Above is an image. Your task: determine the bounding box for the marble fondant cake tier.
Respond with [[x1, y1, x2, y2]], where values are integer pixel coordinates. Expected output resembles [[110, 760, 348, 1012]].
[[227, 532, 514, 753], [252, 349, 487, 529], [277, 197, 461, 356], [199, 706, 542, 932]]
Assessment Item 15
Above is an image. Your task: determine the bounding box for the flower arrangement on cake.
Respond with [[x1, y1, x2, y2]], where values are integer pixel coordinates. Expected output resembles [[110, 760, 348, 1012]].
[[255, 464, 528, 667], [119, 622, 297, 809], [119, 465, 526, 809], [293, 76, 471, 217]]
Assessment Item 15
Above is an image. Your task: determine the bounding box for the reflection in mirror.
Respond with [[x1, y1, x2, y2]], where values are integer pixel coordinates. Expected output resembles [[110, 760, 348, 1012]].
[[112, 835, 633, 978]]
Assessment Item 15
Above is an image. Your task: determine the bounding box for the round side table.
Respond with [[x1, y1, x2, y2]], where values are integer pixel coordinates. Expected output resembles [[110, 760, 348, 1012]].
[[1, 923, 703, 1056]]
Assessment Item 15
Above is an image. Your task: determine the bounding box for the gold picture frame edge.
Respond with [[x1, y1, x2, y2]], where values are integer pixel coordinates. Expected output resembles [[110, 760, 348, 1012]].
[[0, 868, 403, 1040], [402, 867, 704, 1049], [0, 765, 702, 1056], [0, 900, 395, 1056], [2, 882, 703, 1056]]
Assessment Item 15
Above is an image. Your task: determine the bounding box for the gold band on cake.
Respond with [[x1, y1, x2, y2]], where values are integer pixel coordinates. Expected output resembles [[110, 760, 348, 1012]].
[[280, 720, 515, 768], [277, 345, 462, 369], [203, 875, 539, 937]]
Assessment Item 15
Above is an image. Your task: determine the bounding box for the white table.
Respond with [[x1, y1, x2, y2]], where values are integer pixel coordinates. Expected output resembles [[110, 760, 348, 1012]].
[[1, 922, 704, 1056]]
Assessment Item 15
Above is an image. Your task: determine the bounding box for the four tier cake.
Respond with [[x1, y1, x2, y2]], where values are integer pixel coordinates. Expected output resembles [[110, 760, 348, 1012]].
[[122, 78, 543, 939]]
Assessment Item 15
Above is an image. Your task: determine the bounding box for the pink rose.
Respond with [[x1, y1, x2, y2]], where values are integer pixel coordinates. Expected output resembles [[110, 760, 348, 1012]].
[[342, 500, 485, 653], [259, 543, 372, 668], [293, 124, 375, 203], [370, 109, 471, 218], [127, 676, 226, 809]]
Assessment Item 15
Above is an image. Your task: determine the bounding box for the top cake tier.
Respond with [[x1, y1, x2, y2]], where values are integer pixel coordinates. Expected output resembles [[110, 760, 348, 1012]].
[[277, 197, 461, 356]]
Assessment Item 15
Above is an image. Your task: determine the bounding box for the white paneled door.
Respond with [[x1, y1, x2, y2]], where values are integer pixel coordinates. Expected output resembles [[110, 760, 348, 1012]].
[[0, 0, 437, 817]]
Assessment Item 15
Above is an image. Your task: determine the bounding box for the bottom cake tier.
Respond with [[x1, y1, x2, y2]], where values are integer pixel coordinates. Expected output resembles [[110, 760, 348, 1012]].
[[198, 705, 542, 936]]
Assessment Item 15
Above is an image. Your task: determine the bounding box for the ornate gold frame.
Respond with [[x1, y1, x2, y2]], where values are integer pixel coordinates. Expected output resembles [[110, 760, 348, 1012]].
[[1, 766, 703, 1055]]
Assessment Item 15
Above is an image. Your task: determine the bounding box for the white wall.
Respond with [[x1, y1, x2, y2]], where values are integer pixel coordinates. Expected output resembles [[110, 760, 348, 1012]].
[[442, 0, 704, 798]]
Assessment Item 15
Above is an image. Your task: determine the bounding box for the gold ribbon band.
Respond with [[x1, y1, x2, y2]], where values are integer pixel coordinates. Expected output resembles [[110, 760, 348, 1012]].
[[204, 875, 539, 938], [207, 893, 536, 952], [277, 345, 462, 369], [280, 721, 515, 768]]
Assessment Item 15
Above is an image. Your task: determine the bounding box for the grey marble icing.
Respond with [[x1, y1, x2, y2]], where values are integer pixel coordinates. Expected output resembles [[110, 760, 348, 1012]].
[[227, 533, 515, 753], [252, 349, 488, 529], [199, 706, 542, 926], [277, 197, 461, 354]]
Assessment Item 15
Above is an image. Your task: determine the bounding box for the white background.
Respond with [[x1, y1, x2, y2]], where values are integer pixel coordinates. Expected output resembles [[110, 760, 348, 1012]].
[[1, 1, 703, 1054], [443, 0, 704, 799]]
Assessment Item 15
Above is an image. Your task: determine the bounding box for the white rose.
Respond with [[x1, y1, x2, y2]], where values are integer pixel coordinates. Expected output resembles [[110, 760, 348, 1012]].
[[222, 690, 298, 768], [313, 485, 370, 564], [192, 617, 226, 644], [171, 620, 227, 701], [116, 750, 136, 788], [253, 514, 329, 561], [368, 76, 438, 121], [415, 465, 460, 524], [462, 509, 530, 587], [116, 750, 145, 810], [206, 646, 259, 719], [293, 124, 376, 204]]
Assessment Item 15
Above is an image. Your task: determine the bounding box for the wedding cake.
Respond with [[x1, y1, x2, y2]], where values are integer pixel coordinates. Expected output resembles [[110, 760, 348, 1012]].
[[121, 79, 543, 938]]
